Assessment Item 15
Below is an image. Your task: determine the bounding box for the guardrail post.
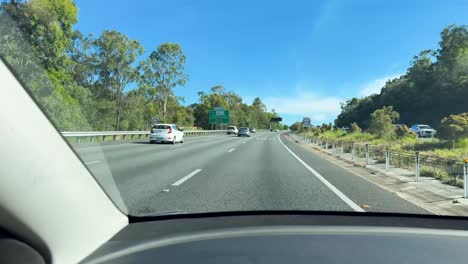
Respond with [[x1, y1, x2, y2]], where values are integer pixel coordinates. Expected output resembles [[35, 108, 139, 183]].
[[102, 135, 105, 142], [325, 140, 328, 150], [90, 136, 94, 143], [77, 137, 81, 144], [365, 144, 369, 165], [415, 151, 420, 182], [385, 148, 390, 173], [341, 141, 344, 154], [463, 160, 467, 198], [351, 142, 355, 160], [113, 135, 117, 141]]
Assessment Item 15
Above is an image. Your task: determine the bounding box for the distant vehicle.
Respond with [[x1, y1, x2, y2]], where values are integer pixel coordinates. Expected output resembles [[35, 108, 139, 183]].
[[149, 124, 184, 144], [410, 124, 437, 138], [238, 127, 251, 137], [227, 126, 238, 135], [274, 129, 279, 132], [341, 126, 350, 131], [250, 128, 256, 133]]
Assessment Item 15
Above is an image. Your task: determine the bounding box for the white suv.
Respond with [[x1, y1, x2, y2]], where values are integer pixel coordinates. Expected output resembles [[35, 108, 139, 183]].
[[410, 124, 437, 138], [227, 126, 238, 135], [150, 124, 184, 144]]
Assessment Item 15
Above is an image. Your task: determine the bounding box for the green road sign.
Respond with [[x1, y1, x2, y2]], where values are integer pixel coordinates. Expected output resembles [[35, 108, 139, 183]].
[[209, 109, 230, 124]]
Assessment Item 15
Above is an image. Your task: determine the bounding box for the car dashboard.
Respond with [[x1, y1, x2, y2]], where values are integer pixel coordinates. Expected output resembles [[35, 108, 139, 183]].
[[83, 212, 468, 264]]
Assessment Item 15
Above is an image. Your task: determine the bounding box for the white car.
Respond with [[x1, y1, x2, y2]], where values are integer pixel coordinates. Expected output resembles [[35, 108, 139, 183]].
[[410, 124, 437, 138], [227, 126, 238, 135], [150, 124, 184, 144]]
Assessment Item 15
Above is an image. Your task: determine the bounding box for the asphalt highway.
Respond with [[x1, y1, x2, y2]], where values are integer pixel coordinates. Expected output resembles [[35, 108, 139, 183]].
[[74, 132, 429, 216]]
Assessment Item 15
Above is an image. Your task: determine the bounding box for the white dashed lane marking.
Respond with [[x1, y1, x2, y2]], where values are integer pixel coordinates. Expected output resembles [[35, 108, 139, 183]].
[[172, 169, 203, 186]]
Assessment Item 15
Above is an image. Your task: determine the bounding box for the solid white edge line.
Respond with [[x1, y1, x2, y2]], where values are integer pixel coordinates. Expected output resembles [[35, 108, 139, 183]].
[[84, 160, 101, 165], [172, 169, 203, 186], [227, 148, 236, 152], [277, 134, 365, 212]]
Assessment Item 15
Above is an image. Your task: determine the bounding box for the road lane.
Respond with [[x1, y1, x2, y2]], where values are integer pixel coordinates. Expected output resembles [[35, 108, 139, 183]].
[[75, 133, 262, 211], [134, 132, 353, 215], [277, 134, 364, 212], [279, 133, 429, 214], [73, 131, 429, 216], [74, 134, 241, 167]]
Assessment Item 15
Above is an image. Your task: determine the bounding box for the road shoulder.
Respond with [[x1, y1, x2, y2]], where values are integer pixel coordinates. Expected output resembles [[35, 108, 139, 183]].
[[285, 133, 468, 216]]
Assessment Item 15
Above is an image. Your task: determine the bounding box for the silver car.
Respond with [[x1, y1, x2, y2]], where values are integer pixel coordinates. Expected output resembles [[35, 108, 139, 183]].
[[238, 127, 251, 137], [410, 124, 437, 138]]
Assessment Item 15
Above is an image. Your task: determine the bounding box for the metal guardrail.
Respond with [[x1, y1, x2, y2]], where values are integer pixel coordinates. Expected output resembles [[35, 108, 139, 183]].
[[61, 130, 227, 143]]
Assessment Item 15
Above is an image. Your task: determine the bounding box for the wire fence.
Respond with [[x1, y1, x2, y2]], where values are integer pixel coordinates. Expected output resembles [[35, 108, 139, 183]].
[[299, 134, 467, 189]]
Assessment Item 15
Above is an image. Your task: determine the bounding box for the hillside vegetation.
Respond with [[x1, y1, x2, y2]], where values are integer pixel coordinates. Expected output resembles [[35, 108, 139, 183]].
[[335, 25, 468, 130], [291, 25, 468, 162]]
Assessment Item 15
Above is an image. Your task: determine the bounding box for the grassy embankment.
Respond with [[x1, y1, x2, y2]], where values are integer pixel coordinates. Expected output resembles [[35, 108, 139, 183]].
[[299, 130, 468, 187]]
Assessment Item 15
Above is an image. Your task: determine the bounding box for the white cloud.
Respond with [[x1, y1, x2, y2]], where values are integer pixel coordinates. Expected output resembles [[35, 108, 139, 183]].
[[264, 92, 342, 124], [359, 74, 402, 97]]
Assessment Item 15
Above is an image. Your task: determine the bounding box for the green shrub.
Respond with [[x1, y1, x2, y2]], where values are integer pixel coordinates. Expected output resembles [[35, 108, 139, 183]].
[[349, 122, 362, 133], [418, 167, 462, 187], [395, 124, 416, 138], [290, 122, 302, 131], [339, 132, 373, 142], [420, 167, 450, 180], [368, 106, 400, 138], [426, 148, 467, 160], [455, 137, 468, 149], [439, 113, 468, 140]]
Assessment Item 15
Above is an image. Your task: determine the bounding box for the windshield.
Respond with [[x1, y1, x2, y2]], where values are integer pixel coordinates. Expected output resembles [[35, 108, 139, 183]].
[[1, 0, 467, 217], [153, 125, 170, 130], [419, 125, 431, 129]]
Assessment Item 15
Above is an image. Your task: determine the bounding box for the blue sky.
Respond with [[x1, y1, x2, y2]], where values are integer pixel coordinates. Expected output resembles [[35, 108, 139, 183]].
[[74, 0, 468, 126]]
